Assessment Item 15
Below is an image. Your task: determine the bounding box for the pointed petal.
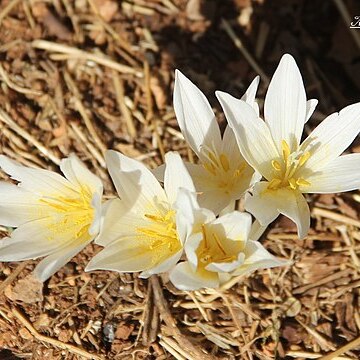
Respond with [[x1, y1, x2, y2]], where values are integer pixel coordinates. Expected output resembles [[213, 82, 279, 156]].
[[304, 153, 360, 193], [0, 155, 75, 197], [232, 240, 289, 276], [139, 249, 182, 278], [174, 70, 221, 156], [302, 102, 360, 171], [164, 152, 195, 205], [34, 240, 89, 282], [216, 91, 278, 179], [305, 99, 318, 123], [245, 182, 310, 239], [264, 54, 306, 151], [60, 154, 103, 194], [105, 150, 167, 211], [212, 211, 252, 241], [241, 76, 260, 116], [86, 238, 155, 273], [0, 182, 43, 226], [169, 261, 219, 290]]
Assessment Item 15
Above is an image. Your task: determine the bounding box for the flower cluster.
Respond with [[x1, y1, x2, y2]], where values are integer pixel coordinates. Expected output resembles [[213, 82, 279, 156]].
[[1, 54, 360, 290]]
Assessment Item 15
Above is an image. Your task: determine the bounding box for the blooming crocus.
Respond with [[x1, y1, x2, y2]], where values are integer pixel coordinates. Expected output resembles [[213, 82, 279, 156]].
[[86, 150, 196, 278], [0, 155, 103, 281], [169, 70, 260, 214], [169, 189, 287, 290], [216, 54, 360, 238]]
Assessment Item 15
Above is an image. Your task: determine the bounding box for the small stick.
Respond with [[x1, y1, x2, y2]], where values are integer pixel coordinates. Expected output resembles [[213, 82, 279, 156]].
[[221, 19, 269, 84], [0, 0, 21, 25], [0, 109, 61, 165], [313, 207, 360, 228], [150, 276, 217, 360], [11, 307, 104, 360], [0, 262, 29, 295], [32, 40, 143, 77]]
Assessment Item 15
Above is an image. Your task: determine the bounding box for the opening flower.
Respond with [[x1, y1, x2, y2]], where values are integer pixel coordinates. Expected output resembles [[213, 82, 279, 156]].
[[167, 70, 260, 214], [0, 154, 103, 281], [216, 54, 360, 238], [86, 150, 196, 278], [169, 189, 288, 290]]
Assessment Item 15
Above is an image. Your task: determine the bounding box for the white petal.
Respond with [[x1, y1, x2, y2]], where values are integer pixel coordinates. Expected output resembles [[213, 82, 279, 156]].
[[264, 54, 307, 151], [241, 76, 260, 116], [206, 252, 245, 273], [95, 199, 147, 246], [34, 240, 90, 282], [0, 155, 75, 197], [0, 182, 43, 226], [86, 238, 155, 273], [89, 191, 102, 236], [139, 249, 182, 278], [216, 92, 279, 180], [174, 70, 222, 156], [60, 154, 103, 195], [245, 182, 310, 239], [220, 126, 242, 164], [249, 219, 268, 241], [233, 240, 289, 276], [184, 232, 203, 269], [212, 211, 252, 241], [169, 261, 219, 290], [0, 218, 77, 261], [105, 150, 167, 211], [302, 102, 360, 171], [304, 153, 360, 193], [164, 152, 195, 205], [305, 99, 318, 123]]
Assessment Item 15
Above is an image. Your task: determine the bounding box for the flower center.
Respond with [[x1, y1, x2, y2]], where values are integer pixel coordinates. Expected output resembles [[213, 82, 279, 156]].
[[201, 147, 246, 194], [196, 224, 237, 270], [39, 186, 94, 242], [136, 209, 181, 266], [268, 140, 311, 190]]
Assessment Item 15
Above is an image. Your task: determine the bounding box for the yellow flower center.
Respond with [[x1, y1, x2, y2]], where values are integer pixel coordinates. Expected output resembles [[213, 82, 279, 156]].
[[136, 209, 181, 267], [196, 224, 239, 270], [201, 147, 246, 195], [39, 185, 94, 242], [268, 140, 311, 190]]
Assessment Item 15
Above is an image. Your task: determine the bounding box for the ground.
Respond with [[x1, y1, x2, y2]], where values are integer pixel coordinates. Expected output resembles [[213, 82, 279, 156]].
[[0, 0, 360, 359]]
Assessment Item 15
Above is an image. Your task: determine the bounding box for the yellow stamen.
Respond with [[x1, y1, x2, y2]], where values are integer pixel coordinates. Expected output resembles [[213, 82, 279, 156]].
[[288, 178, 297, 190], [219, 153, 230, 172], [213, 232, 226, 255], [268, 178, 282, 189], [296, 178, 310, 187], [281, 140, 291, 161], [271, 160, 282, 171], [203, 162, 217, 176], [299, 151, 311, 166], [208, 151, 219, 166]]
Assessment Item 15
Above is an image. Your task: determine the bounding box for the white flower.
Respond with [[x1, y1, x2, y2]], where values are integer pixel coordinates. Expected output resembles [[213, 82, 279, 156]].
[[216, 54, 360, 239], [0, 154, 103, 281], [167, 70, 260, 214], [169, 189, 287, 290], [86, 150, 196, 278]]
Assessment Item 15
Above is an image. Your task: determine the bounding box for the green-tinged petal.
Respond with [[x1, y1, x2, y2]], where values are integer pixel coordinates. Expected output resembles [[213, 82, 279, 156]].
[[245, 182, 310, 239], [105, 150, 167, 211], [304, 153, 360, 193], [169, 261, 219, 291], [264, 54, 307, 151], [216, 91, 278, 180], [301, 102, 360, 172], [174, 70, 222, 157], [164, 152, 195, 206]]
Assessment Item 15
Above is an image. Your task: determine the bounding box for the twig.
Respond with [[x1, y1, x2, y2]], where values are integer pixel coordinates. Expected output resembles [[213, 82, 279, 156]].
[[0, 262, 29, 295], [10, 307, 104, 360], [0, 108, 61, 165], [221, 18, 269, 84], [313, 207, 360, 228], [0, 0, 21, 25], [32, 40, 143, 77], [150, 276, 217, 360], [320, 335, 360, 360]]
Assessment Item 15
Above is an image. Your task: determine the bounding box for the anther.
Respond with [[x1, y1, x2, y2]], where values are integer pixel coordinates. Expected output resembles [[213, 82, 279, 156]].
[[271, 160, 282, 171], [220, 153, 230, 172], [281, 140, 291, 160]]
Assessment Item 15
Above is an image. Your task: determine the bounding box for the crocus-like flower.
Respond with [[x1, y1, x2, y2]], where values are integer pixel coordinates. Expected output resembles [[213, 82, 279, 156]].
[[170, 70, 260, 214], [169, 189, 287, 290], [0, 155, 103, 281], [86, 150, 196, 278], [216, 54, 360, 238]]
